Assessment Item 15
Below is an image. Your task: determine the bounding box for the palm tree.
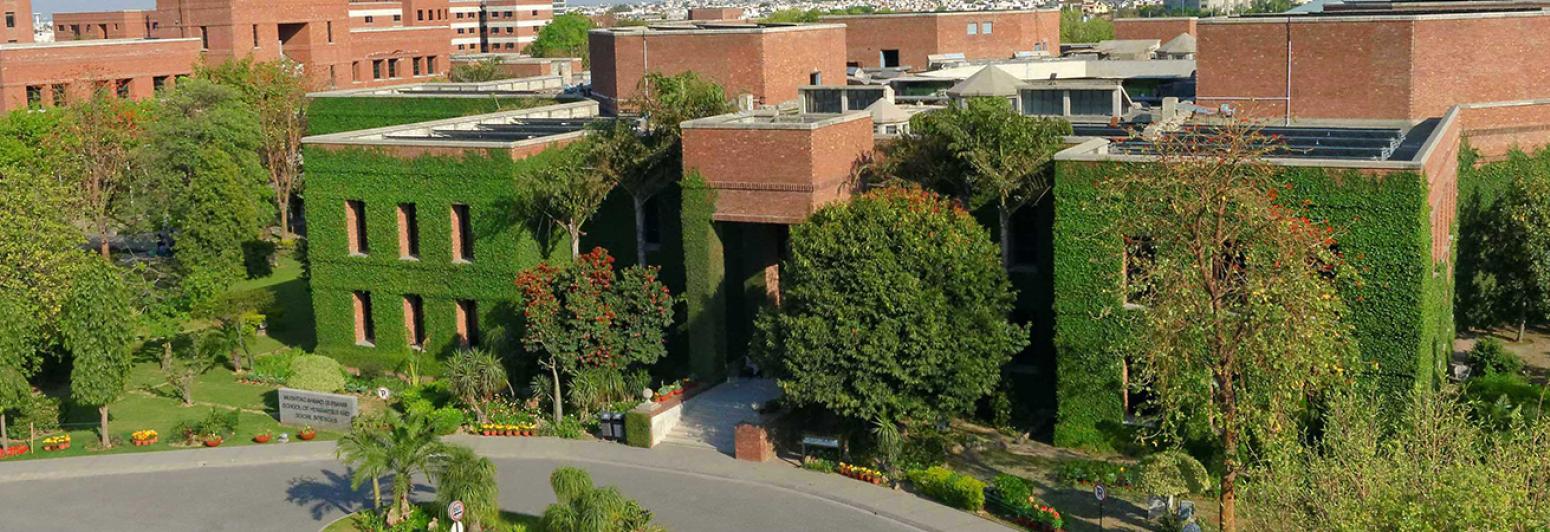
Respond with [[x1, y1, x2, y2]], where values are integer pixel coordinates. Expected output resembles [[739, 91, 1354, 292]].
[[335, 413, 391, 510], [444, 348, 509, 424], [336, 411, 447, 524], [432, 445, 499, 532], [541, 466, 661, 532]]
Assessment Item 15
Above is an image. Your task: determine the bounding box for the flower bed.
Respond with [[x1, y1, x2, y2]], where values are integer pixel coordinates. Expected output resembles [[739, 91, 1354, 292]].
[[131, 429, 159, 447], [838, 463, 889, 485], [479, 423, 537, 437], [42, 434, 70, 452], [987, 474, 1065, 531], [1055, 459, 1134, 488], [0, 444, 29, 459]]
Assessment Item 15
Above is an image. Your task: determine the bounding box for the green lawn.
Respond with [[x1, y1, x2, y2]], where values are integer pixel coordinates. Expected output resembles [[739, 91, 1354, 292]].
[[0, 255, 336, 462]]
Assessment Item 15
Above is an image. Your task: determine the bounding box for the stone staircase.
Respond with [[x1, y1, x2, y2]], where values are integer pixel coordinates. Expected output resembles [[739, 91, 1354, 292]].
[[662, 378, 781, 454]]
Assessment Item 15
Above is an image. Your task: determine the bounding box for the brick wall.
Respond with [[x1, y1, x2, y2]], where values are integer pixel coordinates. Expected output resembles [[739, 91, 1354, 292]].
[[1112, 17, 1196, 41], [824, 10, 1059, 70], [53, 11, 153, 40], [682, 112, 872, 224], [688, 7, 743, 21], [0, 38, 200, 111], [1198, 12, 1550, 122], [1, 0, 31, 43], [589, 24, 846, 113]]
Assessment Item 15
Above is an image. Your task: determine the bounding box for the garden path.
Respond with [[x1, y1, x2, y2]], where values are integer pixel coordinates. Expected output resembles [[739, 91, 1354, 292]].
[[662, 378, 781, 454]]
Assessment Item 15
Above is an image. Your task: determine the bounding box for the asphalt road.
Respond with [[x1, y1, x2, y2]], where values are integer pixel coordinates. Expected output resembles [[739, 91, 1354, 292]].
[[0, 457, 919, 531]]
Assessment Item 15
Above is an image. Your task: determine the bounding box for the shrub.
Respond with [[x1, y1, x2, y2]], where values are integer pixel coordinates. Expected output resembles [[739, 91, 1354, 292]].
[[907, 466, 985, 511], [253, 348, 301, 383], [429, 407, 465, 436], [542, 416, 585, 439], [1137, 450, 1212, 500], [1468, 338, 1524, 377], [991, 473, 1033, 505], [6, 391, 59, 440], [624, 410, 651, 448], [288, 354, 347, 393], [1462, 372, 1547, 429], [1056, 459, 1135, 487], [802, 457, 837, 473]]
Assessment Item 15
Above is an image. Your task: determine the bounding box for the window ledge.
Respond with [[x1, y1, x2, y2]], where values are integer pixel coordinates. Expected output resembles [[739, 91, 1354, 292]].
[[400, 255, 420, 262], [349, 252, 369, 258], [355, 340, 376, 348], [452, 258, 472, 265]]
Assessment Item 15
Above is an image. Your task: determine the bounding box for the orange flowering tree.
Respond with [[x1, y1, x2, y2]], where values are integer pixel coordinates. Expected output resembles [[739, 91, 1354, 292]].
[[515, 248, 674, 421], [1100, 122, 1360, 532]]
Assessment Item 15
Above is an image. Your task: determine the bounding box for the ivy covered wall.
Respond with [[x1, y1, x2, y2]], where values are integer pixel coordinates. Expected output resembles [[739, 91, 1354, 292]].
[[306, 96, 559, 136], [304, 147, 571, 374], [1051, 160, 1453, 450]]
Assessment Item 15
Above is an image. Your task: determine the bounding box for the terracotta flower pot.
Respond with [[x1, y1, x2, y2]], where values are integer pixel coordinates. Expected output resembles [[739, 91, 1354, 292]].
[[298, 431, 316, 441], [204, 438, 222, 447], [254, 434, 271, 444]]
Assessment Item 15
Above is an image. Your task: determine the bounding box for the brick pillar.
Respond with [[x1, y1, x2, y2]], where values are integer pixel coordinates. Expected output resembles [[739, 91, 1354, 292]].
[[734, 422, 774, 462]]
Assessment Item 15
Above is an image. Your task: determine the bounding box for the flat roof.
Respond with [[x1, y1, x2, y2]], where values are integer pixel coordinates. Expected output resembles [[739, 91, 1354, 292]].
[[820, 8, 1059, 19], [303, 100, 602, 149], [681, 110, 871, 131], [0, 37, 200, 51], [1206, 6, 1550, 22], [1058, 111, 1457, 170], [592, 22, 846, 35], [308, 76, 566, 99]]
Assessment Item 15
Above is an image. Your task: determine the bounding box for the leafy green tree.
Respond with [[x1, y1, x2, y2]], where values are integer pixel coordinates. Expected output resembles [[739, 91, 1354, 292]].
[[1102, 124, 1360, 532], [752, 189, 1027, 425], [541, 467, 661, 532], [1245, 390, 1550, 529], [199, 58, 312, 240], [193, 289, 272, 373], [433, 446, 500, 532], [0, 167, 81, 320], [882, 97, 1070, 268], [528, 14, 594, 65], [588, 71, 732, 266], [0, 108, 62, 171], [63, 257, 136, 448], [47, 91, 150, 258], [761, 8, 822, 23], [164, 336, 218, 407], [526, 144, 614, 259], [336, 412, 394, 510], [450, 57, 506, 82], [445, 348, 509, 423], [1060, 10, 1114, 43], [0, 297, 40, 451], [142, 78, 268, 306], [1487, 166, 1550, 341], [515, 248, 675, 422]]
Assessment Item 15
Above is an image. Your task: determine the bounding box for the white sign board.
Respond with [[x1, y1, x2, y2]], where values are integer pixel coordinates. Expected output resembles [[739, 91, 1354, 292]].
[[277, 388, 358, 429]]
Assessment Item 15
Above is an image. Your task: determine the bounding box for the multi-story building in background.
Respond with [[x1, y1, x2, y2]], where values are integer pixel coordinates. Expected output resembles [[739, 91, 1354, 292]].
[[449, 0, 553, 53]]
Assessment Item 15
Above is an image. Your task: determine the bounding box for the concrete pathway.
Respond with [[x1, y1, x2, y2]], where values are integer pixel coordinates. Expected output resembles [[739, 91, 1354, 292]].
[[663, 378, 781, 453], [0, 435, 1011, 532]]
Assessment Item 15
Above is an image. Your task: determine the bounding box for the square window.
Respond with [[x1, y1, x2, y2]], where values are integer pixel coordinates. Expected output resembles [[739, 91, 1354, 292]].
[[982, 22, 992, 34], [967, 22, 976, 35]]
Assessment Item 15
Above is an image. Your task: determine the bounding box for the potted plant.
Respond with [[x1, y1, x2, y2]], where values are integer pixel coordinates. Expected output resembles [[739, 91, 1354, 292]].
[[43, 434, 71, 451], [297, 426, 317, 441], [253, 431, 272, 444], [203, 434, 223, 447], [131, 429, 158, 447]]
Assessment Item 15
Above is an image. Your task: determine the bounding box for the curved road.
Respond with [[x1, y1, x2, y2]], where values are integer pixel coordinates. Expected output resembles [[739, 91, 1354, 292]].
[[0, 437, 1008, 532]]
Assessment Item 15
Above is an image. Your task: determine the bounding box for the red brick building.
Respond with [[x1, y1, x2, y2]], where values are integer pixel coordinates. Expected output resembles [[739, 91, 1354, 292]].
[[2, 0, 31, 43], [681, 111, 873, 224], [53, 10, 156, 40], [688, 7, 744, 21], [0, 37, 202, 110], [588, 22, 847, 114], [820, 9, 1060, 70], [1197, 11, 1550, 122], [449, 0, 553, 53], [1112, 16, 1197, 41]]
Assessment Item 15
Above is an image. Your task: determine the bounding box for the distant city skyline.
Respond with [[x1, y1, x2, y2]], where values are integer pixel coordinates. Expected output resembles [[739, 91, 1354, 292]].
[[31, 0, 615, 17]]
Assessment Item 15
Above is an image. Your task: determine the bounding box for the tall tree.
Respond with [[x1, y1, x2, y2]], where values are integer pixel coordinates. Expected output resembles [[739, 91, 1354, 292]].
[[882, 97, 1070, 268], [1103, 124, 1359, 532], [63, 257, 136, 448], [200, 59, 312, 240], [0, 166, 82, 322], [528, 13, 594, 65], [337, 410, 448, 525], [142, 78, 267, 305], [0, 297, 41, 452], [515, 248, 674, 422], [336, 412, 393, 511], [48, 91, 150, 258], [193, 289, 272, 374], [526, 145, 613, 259], [1486, 166, 1550, 341], [589, 72, 732, 266], [752, 189, 1027, 425]]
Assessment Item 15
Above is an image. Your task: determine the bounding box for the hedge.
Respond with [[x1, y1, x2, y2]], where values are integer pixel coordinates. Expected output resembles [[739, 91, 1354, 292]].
[[1051, 160, 1452, 450], [907, 466, 985, 511], [624, 409, 652, 448], [289, 354, 347, 393], [306, 96, 558, 136]]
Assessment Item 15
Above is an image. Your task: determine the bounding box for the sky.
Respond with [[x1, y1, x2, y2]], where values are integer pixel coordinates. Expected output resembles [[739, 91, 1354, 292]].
[[34, 0, 154, 17]]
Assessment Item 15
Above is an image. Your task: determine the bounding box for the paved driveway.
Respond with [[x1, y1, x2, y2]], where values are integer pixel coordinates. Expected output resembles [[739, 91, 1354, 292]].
[[0, 438, 1009, 532]]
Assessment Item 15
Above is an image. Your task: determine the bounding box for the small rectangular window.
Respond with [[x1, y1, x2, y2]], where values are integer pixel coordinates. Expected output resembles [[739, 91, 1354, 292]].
[[417, 10, 425, 21], [327, 21, 334, 43], [413, 57, 423, 76], [451, 204, 474, 262], [455, 300, 479, 347], [353, 291, 376, 345], [393, 14, 402, 22], [967, 22, 976, 35], [4, 12, 13, 28], [51, 84, 66, 105], [25, 85, 42, 108], [346, 200, 369, 255], [252, 24, 259, 48], [427, 56, 438, 73], [200, 26, 209, 49], [352, 61, 361, 82], [153, 76, 169, 92], [372, 60, 383, 80], [403, 295, 425, 348], [1124, 236, 1156, 306], [982, 22, 992, 34], [115, 79, 131, 98], [365, 15, 374, 23], [388, 59, 399, 78], [397, 203, 419, 258]]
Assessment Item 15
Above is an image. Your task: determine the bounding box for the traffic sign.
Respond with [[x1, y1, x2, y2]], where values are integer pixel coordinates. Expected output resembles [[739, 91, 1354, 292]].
[[448, 500, 465, 522], [376, 387, 392, 400], [1094, 484, 1107, 501]]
